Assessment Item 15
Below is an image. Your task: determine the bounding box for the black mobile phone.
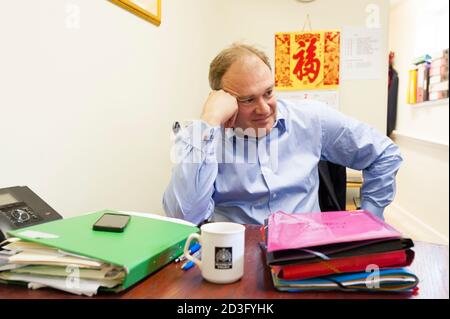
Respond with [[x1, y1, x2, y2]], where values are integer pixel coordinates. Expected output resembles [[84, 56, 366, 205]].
[[93, 213, 130, 233]]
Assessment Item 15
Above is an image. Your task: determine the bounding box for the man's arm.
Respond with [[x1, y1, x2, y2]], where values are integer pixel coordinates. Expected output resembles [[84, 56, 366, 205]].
[[163, 90, 238, 224], [317, 103, 403, 219], [163, 120, 220, 225]]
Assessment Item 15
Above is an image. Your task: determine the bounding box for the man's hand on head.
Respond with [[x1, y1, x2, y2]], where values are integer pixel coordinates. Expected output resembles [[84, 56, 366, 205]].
[[200, 90, 238, 128]]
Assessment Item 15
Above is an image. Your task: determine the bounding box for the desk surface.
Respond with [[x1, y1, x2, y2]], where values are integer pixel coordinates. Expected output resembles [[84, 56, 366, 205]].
[[0, 225, 448, 299]]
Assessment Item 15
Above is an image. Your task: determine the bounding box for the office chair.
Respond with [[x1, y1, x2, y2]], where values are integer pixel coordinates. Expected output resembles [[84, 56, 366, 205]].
[[318, 161, 347, 212]]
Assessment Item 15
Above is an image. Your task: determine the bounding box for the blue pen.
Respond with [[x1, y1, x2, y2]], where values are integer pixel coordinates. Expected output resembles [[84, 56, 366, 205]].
[[181, 250, 201, 270], [181, 260, 195, 271], [189, 243, 201, 254], [175, 243, 201, 263]]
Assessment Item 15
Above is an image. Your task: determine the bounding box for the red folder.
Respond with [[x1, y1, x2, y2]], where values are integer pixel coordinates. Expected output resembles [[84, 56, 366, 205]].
[[277, 249, 414, 280]]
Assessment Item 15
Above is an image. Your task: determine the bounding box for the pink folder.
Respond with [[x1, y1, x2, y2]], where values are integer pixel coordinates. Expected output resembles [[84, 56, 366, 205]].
[[267, 210, 402, 253]]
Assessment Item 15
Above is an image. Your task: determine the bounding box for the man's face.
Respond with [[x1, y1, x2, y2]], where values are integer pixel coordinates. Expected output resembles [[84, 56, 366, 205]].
[[221, 55, 277, 137]]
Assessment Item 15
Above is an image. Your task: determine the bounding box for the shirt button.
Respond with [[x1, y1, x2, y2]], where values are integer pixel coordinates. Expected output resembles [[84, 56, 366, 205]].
[[272, 193, 277, 199]]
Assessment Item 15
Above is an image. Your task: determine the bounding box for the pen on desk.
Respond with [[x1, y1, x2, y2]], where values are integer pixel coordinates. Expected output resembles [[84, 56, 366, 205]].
[[175, 243, 201, 263], [181, 250, 201, 271]]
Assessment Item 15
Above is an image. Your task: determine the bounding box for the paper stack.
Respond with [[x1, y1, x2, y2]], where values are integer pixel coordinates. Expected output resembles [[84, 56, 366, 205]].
[[261, 210, 419, 293], [0, 238, 126, 296], [0, 210, 199, 297]]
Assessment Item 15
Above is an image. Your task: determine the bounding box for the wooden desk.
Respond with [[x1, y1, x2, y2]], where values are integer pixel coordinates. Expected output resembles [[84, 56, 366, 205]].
[[0, 225, 448, 299]]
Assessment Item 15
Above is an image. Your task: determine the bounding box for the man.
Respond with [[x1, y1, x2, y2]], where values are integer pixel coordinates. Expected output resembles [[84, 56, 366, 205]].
[[163, 43, 402, 225]]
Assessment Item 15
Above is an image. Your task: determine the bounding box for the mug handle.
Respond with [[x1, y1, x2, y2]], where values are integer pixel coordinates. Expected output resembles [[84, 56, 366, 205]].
[[183, 233, 202, 268]]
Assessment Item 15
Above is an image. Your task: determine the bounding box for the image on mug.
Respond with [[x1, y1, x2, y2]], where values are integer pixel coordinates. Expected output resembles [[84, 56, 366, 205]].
[[215, 247, 233, 269]]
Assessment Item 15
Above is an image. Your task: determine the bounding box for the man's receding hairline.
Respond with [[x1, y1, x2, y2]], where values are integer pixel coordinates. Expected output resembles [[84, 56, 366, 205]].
[[209, 43, 271, 90], [235, 47, 269, 65], [226, 53, 267, 73]]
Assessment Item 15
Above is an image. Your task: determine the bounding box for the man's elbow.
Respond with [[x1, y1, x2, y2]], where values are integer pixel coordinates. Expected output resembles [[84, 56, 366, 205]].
[[384, 142, 403, 172], [162, 191, 181, 219], [162, 194, 208, 225], [393, 148, 403, 172]]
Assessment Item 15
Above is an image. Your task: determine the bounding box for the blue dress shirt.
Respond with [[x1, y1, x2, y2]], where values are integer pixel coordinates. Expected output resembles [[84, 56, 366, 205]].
[[163, 99, 402, 225]]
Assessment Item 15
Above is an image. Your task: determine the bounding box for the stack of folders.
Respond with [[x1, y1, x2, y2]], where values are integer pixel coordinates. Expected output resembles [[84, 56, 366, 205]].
[[0, 210, 198, 296], [428, 48, 449, 101], [260, 210, 419, 293]]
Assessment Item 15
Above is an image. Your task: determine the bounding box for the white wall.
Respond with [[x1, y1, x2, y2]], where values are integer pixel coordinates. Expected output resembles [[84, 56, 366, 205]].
[[386, 135, 449, 244], [215, 0, 390, 133], [0, 0, 218, 217], [386, 0, 449, 244], [0, 0, 390, 218], [389, 0, 449, 144]]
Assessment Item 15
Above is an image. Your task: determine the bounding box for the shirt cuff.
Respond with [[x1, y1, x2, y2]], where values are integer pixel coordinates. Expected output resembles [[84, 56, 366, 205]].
[[190, 120, 220, 152], [361, 200, 385, 220], [175, 120, 221, 163]]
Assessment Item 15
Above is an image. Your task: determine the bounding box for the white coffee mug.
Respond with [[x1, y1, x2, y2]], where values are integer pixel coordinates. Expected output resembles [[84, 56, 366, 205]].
[[184, 222, 245, 284]]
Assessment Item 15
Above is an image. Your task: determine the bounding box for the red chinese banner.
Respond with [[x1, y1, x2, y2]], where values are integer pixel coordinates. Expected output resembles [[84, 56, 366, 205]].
[[275, 30, 340, 90]]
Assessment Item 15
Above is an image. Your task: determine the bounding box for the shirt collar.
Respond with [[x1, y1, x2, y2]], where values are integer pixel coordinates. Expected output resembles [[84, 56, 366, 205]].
[[274, 102, 288, 133]]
